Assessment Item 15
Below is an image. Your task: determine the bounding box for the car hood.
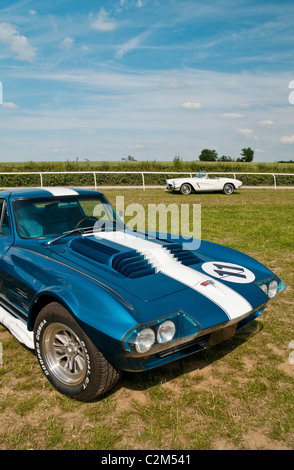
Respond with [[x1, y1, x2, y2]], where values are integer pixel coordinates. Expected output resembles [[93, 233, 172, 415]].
[[45, 230, 273, 321]]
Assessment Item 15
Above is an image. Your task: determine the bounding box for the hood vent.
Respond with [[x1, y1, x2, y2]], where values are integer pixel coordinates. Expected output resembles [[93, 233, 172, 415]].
[[164, 243, 201, 266], [70, 238, 119, 264], [112, 251, 156, 279]]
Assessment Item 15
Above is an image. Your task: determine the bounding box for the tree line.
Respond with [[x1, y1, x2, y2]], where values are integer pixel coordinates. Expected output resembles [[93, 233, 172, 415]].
[[198, 147, 254, 162]]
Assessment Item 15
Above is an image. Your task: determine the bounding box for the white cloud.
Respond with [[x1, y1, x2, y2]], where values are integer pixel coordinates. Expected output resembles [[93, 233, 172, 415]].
[[0, 23, 36, 62], [237, 128, 258, 140], [116, 32, 148, 58], [52, 148, 70, 153], [182, 102, 202, 109], [259, 119, 274, 126], [280, 135, 294, 144], [2, 102, 18, 109], [60, 37, 74, 49], [90, 8, 117, 32], [221, 113, 244, 119]]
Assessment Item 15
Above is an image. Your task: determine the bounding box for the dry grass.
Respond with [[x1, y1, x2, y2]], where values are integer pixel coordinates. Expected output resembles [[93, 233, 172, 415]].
[[0, 188, 293, 450]]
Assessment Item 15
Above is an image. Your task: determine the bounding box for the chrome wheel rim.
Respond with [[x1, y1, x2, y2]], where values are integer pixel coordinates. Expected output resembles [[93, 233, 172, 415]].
[[224, 184, 233, 194], [42, 323, 87, 386], [181, 184, 191, 195]]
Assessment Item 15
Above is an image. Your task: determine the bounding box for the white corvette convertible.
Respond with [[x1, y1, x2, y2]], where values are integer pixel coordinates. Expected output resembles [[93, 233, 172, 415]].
[[166, 171, 243, 195]]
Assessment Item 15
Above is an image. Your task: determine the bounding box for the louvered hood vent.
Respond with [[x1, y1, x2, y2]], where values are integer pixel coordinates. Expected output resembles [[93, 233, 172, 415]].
[[70, 237, 119, 264], [112, 251, 156, 279], [164, 243, 201, 266]]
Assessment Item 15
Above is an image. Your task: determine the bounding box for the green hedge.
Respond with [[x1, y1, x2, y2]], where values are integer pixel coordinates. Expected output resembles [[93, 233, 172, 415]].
[[0, 160, 293, 187]]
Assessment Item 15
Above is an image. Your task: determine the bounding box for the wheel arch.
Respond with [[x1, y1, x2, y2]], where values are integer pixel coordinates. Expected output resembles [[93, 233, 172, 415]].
[[223, 181, 236, 189], [28, 290, 78, 331]]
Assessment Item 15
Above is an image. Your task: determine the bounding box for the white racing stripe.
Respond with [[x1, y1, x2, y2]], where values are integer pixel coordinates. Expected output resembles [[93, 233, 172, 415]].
[[94, 231, 252, 320], [42, 187, 79, 196]]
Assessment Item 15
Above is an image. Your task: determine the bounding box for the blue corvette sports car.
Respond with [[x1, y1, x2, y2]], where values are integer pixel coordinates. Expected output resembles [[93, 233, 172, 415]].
[[0, 187, 286, 401]]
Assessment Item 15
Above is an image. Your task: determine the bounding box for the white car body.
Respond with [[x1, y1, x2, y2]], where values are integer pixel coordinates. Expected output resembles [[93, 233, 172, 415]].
[[166, 171, 243, 195]]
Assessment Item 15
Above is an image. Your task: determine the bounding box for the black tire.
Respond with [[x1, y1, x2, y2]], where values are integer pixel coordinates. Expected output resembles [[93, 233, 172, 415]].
[[223, 183, 234, 195], [180, 183, 192, 195], [34, 302, 121, 401]]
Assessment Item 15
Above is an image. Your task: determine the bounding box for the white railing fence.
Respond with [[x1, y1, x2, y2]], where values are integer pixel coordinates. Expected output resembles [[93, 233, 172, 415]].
[[0, 171, 293, 190]]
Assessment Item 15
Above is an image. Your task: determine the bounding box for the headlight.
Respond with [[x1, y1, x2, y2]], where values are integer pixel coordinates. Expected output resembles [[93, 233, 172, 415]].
[[122, 312, 201, 357], [135, 328, 155, 353], [255, 276, 286, 299], [260, 283, 268, 295], [157, 320, 176, 343], [268, 280, 278, 298]]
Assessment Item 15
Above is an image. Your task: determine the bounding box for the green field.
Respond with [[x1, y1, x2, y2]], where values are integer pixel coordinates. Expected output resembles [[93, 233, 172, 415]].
[[0, 188, 293, 450]]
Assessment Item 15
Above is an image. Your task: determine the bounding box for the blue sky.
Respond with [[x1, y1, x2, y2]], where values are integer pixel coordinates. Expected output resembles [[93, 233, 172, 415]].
[[0, 0, 294, 162]]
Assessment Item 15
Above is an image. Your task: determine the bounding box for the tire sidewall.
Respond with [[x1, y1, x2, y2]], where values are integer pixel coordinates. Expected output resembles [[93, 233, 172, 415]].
[[180, 183, 192, 195], [34, 304, 96, 400], [223, 183, 234, 194]]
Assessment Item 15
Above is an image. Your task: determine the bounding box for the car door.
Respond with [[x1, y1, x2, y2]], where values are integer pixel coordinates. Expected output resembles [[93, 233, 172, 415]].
[[195, 175, 218, 192], [0, 198, 16, 308]]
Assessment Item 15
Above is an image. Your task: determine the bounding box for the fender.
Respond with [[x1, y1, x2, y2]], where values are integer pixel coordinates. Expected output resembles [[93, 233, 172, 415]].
[[28, 279, 137, 350]]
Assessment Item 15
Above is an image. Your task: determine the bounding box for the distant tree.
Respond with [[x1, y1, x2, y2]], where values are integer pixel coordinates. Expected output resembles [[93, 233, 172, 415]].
[[219, 155, 234, 161], [238, 147, 254, 162], [121, 155, 137, 161], [198, 149, 218, 161], [173, 154, 183, 170]]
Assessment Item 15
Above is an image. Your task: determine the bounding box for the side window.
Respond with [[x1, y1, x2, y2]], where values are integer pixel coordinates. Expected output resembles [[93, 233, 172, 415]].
[[0, 199, 11, 236]]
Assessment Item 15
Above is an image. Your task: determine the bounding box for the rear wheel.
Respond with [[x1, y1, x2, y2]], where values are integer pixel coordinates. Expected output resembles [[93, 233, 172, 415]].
[[34, 302, 121, 401], [223, 183, 234, 195], [180, 183, 192, 195]]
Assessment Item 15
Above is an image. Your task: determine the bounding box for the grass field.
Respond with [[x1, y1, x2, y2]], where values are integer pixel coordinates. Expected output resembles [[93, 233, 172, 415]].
[[0, 188, 293, 450]]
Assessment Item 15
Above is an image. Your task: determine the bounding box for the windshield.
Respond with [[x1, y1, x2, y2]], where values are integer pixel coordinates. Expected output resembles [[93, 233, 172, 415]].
[[13, 195, 120, 239], [195, 172, 207, 178]]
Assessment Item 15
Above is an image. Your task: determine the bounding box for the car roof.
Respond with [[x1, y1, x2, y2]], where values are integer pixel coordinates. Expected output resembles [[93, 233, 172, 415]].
[[0, 187, 103, 200]]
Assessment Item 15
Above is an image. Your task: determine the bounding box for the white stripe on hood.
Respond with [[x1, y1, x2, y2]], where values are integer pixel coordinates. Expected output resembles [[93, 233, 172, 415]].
[[93, 231, 252, 320]]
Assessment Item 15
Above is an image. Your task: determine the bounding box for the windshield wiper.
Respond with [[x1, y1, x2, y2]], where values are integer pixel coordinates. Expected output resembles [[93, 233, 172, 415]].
[[45, 226, 99, 246]]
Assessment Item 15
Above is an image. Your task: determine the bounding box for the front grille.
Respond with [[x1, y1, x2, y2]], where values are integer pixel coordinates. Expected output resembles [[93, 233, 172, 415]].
[[157, 334, 209, 358]]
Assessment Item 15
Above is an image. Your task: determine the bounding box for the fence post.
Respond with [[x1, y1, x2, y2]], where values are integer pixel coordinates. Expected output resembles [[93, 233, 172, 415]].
[[141, 172, 145, 190], [40, 173, 43, 187], [93, 172, 97, 191], [273, 174, 277, 190]]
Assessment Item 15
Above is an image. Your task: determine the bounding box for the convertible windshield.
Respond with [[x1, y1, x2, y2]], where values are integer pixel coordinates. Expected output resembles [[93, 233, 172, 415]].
[[195, 172, 208, 178], [13, 195, 119, 239]]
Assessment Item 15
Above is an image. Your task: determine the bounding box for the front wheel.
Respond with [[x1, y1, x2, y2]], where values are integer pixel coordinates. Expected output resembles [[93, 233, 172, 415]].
[[223, 183, 234, 195], [180, 183, 192, 195], [34, 302, 121, 401]]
